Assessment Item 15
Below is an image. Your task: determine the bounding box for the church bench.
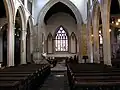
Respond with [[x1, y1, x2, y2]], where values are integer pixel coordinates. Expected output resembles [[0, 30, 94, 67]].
[[0, 81, 20, 90], [0, 64, 51, 90], [0, 77, 28, 90], [67, 63, 120, 90], [72, 81, 120, 90]]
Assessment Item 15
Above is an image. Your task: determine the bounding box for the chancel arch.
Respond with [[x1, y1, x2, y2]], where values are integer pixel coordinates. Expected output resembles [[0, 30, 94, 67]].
[[38, 0, 83, 25], [37, 0, 83, 60]]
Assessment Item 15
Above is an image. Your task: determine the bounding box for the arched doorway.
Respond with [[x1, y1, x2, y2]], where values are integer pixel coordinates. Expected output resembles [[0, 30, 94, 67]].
[[14, 10, 22, 66], [26, 21, 31, 63]]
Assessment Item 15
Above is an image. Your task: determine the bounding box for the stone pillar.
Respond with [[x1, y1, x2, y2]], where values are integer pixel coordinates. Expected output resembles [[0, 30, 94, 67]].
[[7, 22, 14, 66], [20, 30, 27, 64], [87, 18, 93, 63], [77, 24, 82, 63], [81, 24, 88, 63], [93, 10, 100, 63], [101, 0, 111, 65]]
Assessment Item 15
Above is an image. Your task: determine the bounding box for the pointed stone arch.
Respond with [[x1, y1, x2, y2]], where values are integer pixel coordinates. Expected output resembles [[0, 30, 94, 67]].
[[14, 6, 26, 31], [53, 25, 69, 38], [47, 33, 53, 54], [4, 0, 15, 66], [70, 32, 77, 53], [38, 0, 83, 25]]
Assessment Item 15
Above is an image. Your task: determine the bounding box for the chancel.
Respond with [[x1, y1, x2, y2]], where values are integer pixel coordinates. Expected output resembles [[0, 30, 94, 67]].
[[0, 0, 120, 90]]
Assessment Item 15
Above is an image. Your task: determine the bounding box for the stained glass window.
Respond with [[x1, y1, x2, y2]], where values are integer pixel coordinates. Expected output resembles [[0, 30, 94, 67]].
[[55, 27, 68, 51]]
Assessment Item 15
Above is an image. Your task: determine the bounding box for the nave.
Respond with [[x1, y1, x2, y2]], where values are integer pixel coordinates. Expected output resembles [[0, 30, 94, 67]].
[[39, 71, 69, 90]]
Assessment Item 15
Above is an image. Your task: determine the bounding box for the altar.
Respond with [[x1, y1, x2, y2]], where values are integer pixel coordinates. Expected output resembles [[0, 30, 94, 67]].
[[46, 53, 77, 58]]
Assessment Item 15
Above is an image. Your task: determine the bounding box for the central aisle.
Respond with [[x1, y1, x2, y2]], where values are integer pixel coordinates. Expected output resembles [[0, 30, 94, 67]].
[[38, 63, 70, 90]]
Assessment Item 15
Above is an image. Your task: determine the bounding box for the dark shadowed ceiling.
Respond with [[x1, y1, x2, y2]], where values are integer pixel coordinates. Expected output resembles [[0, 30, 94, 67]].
[[44, 2, 77, 24], [110, 0, 120, 14], [0, 0, 6, 18]]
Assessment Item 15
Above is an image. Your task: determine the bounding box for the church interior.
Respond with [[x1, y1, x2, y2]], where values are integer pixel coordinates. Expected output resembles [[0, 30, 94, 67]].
[[1, 0, 120, 90]]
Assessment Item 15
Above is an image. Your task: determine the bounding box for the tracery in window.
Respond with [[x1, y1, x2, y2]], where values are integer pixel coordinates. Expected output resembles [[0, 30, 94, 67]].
[[55, 26, 68, 51]]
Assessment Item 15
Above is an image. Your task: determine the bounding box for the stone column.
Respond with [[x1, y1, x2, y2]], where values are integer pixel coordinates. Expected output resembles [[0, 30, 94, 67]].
[[77, 24, 82, 63], [81, 24, 88, 63], [93, 10, 100, 63], [7, 22, 14, 66], [20, 30, 27, 64], [101, 0, 111, 65], [87, 18, 93, 63]]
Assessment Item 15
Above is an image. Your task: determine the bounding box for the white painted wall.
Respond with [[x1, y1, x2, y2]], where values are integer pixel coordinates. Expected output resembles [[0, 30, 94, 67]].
[[32, 0, 88, 25]]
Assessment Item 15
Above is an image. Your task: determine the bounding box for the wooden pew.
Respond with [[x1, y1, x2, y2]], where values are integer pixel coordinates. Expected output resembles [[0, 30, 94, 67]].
[[0, 81, 20, 90], [67, 63, 120, 90], [0, 64, 51, 90]]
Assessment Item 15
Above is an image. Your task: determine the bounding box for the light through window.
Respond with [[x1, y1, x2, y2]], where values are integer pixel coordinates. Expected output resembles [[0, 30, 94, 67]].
[[55, 27, 68, 51]]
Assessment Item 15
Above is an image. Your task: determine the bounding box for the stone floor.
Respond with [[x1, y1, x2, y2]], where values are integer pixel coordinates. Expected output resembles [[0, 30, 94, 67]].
[[38, 64, 70, 90], [51, 63, 67, 71]]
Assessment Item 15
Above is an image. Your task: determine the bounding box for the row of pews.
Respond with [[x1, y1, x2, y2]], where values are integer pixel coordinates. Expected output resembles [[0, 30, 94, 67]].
[[0, 64, 51, 90], [67, 63, 120, 90]]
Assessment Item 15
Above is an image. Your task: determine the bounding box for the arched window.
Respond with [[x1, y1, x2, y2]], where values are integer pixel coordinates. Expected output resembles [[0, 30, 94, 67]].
[[47, 33, 53, 53], [70, 32, 77, 53], [55, 26, 68, 51]]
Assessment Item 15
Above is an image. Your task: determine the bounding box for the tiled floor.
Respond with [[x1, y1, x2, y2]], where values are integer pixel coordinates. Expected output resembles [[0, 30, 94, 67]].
[[38, 64, 70, 90]]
